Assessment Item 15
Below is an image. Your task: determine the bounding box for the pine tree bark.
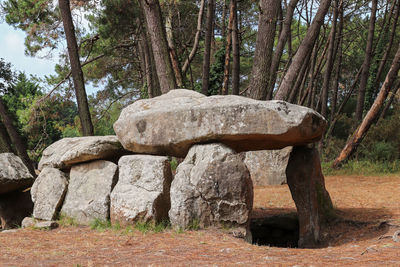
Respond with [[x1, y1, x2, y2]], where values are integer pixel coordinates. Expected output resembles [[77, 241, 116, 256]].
[[267, 0, 300, 100], [330, 2, 343, 123], [181, 0, 205, 75], [355, 0, 378, 122], [221, 0, 236, 95], [248, 0, 280, 100], [59, 0, 94, 136], [374, 0, 399, 90], [274, 0, 332, 101], [201, 0, 215, 95], [0, 98, 35, 176], [231, 0, 240, 95], [165, 7, 183, 87], [333, 41, 400, 168], [141, 0, 177, 94], [321, 0, 338, 119]]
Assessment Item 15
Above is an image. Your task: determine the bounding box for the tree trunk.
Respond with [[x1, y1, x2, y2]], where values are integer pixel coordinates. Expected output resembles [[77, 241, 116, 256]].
[[221, 0, 236, 95], [59, 0, 93, 136], [247, 0, 280, 100], [379, 84, 399, 121], [332, 41, 400, 168], [0, 124, 12, 153], [231, 0, 240, 95], [355, 0, 377, 122], [267, 0, 300, 100], [201, 0, 216, 95], [141, 0, 177, 94], [274, 0, 332, 101], [321, 0, 338, 119], [139, 29, 160, 98], [374, 0, 399, 90], [165, 7, 183, 88], [0, 98, 35, 176], [330, 2, 343, 123], [325, 67, 362, 139], [181, 0, 205, 75]]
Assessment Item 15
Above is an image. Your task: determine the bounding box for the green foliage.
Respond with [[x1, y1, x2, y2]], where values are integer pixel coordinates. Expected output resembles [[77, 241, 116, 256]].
[[169, 157, 178, 171], [207, 44, 226, 95], [2, 0, 61, 55]]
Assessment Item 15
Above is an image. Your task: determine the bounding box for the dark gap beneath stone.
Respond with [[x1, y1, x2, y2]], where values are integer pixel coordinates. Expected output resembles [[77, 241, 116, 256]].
[[250, 213, 299, 248]]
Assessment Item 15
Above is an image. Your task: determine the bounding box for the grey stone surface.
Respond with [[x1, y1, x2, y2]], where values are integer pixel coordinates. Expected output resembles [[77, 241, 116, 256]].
[[0, 153, 34, 194], [114, 89, 326, 157], [110, 155, 172, 225], [31, 168, 68, 221], [38, 136, 126, 170], [60, 160, 118, 225], [169, 143, 253, 237], [244, 147, 292, 186], [21, 217, 59, 229]]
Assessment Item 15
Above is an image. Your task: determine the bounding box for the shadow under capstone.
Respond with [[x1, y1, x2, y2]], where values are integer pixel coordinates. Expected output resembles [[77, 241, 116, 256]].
[[250, 213, 299, 248]]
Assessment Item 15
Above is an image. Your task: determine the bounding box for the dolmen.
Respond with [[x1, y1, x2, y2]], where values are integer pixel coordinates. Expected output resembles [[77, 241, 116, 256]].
[[0, 153, 34, 228], [26, 89, 333, 248]]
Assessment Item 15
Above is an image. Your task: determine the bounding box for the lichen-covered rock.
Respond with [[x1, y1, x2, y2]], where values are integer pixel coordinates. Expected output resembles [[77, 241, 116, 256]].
[[286, 145, 334, 248], [60, 160, 118, 225], [169, 143, 253, 238], [31, 168, 68, 221], [244, 147, 292, 186], [21, 217, 58, 230], [110, 155, 172, 225], [0, 153, 34, 195], [114, 89, 326, 157], [38, 136, 126, 170]]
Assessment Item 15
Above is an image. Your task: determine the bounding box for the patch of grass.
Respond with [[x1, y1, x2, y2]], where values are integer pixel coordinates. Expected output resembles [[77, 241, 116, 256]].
[[322, 160, 400, 176], [135, 220, 171, 234], [187, 219, 200, 231], [57, 213, 78, 227], [90, 219, 112, 231]]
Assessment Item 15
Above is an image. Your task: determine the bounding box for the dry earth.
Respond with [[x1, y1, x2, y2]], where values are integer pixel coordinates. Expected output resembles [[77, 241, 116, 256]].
[[1, 175, 400, 266]]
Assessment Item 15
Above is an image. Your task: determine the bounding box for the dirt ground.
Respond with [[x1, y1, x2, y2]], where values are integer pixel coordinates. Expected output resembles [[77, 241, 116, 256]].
[[1, 175, 400, 267]]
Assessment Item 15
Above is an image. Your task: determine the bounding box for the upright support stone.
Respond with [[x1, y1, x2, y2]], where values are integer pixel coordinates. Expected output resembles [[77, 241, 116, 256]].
[[286, 145, 334, 248]]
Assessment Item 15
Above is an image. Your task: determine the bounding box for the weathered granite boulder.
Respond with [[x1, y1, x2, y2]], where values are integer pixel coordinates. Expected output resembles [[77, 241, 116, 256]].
[[244, 147, 292, 186], [114, 89, 326, 157], [169, 143, 253, 238], [38, 136, 126, 171], [31, 168, 68, 221], [0, 153, 34, 195], [0, 190, 33, 229], [21, 217, 59, 230], [110, 155, 172, 225], [60, 160, 118, 225], [286, 145, 335, 248]]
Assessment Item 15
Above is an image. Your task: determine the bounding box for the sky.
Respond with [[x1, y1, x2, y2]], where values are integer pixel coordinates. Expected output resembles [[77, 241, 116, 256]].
[[0, 21, 98, 95], [0, 23, 58, 79]]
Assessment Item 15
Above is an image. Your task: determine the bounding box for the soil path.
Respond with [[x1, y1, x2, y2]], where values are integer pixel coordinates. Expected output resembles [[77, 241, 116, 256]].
[[0, 175, 399, 266]]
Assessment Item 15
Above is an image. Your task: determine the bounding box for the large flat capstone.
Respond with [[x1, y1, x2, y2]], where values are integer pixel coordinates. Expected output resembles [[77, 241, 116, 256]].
[[38, 136, 126, 171], [114, 89, 327, 157]]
